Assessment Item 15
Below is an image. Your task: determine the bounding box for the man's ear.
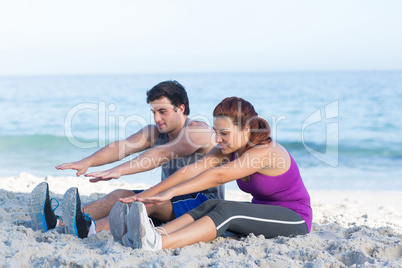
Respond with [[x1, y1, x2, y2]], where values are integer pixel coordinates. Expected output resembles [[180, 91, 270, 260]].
[[177, 104, 185, 114]]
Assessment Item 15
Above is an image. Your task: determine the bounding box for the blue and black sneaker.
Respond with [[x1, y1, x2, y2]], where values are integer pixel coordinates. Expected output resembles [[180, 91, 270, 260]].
[[61, 187, 94, 238], [28, 182, 60, 232]]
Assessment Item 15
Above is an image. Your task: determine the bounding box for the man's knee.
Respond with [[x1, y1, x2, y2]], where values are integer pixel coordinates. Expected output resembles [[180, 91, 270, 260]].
[[105, 189, 134, 201], [147, 201, 171, 214], [147, 201, 174, 221]]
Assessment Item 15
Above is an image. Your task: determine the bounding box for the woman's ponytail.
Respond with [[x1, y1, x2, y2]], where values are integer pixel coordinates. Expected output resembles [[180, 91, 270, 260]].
[[245, 116, 272, 151]]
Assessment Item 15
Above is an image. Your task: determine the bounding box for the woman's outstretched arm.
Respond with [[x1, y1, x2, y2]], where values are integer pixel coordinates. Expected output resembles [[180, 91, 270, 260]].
[[120, 145, 227, 203], [137, 147, 270, 205]]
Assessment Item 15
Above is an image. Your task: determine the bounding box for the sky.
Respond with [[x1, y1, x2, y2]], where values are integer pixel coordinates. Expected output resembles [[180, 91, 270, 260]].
[[0, 0, 401, 75]]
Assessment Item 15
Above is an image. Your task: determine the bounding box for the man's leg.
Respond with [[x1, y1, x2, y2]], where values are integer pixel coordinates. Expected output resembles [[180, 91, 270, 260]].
[[97, 199, 175, 232], [62, 190, 206, 233], [99, 199, 175, 231], [147, 201, 175, 222], [58, 189, 134, 229], [77, 189, 174, 232], [82, 189, 135, 220], [31, 184, 175, 235]]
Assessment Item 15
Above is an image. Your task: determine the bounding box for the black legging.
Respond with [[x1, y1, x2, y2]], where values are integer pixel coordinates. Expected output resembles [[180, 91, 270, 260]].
[[186, 199, 308, 238]]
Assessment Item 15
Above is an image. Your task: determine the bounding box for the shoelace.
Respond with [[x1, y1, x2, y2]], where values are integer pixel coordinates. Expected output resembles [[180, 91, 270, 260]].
[[50, 198, 59, 211], [82, 209, 97, 229], [50, 198, 63, 224], [155, 226, 171, 238], [148, 218, 171, 238]]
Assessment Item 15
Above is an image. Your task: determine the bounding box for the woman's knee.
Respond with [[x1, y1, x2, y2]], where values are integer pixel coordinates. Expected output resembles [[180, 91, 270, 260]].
[[213, 200, 235, 213], [187, 199, 224, 220], [203, 199, 223, 207]]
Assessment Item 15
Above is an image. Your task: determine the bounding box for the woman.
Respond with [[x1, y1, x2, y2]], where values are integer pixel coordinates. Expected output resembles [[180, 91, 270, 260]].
[[109, 97, 312, 251]]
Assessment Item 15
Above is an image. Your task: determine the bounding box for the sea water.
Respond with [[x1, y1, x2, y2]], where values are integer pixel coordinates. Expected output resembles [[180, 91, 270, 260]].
[[0, 72, 401, 190]]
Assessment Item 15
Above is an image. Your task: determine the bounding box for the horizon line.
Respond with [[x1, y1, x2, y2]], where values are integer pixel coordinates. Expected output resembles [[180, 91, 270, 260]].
[[1, 69, 402, 78]]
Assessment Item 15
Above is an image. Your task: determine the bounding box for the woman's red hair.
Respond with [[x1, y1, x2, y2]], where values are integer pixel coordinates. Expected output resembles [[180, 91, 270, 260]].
[[213, 97, 272, 151]]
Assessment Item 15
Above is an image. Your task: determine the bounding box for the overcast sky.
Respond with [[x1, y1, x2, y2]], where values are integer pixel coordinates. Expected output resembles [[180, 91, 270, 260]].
[[1, 0, 401, 75]]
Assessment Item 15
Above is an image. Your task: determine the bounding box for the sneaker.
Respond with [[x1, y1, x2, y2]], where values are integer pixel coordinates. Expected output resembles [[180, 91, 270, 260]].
[[61, 187, 94, 238], [28, 182, 60, 232], [122, 202, 162, 251], [109, 201, 129, 242]]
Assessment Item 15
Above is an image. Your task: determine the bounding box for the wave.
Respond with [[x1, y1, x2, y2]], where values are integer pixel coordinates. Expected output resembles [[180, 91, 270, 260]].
[[0, 134, 95, 151], [0, 135, 65, 148], [1, 135, 401, 160], [281, 141, 402, 161]]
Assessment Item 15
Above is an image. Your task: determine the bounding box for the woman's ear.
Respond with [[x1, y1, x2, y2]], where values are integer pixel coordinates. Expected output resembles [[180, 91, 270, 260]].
[[244, 125, 250, 136]]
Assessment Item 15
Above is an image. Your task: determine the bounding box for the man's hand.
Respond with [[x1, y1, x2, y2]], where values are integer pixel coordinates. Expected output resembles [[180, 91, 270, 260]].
[[55, 160, 89, 177], [84, 168, 121, 182]]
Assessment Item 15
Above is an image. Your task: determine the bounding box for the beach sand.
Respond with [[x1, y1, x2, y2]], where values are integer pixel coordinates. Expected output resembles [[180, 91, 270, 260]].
[[0, 173, 401, 267]]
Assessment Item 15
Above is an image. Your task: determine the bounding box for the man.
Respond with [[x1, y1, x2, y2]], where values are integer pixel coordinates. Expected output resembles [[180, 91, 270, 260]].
[[28, 80, 224, 238]]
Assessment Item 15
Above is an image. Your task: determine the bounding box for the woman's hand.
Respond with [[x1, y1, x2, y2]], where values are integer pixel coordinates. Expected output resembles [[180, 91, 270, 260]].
[[121, 190, 174, 207], [84, 168, 121, 182], [119, 194, 140, 204]]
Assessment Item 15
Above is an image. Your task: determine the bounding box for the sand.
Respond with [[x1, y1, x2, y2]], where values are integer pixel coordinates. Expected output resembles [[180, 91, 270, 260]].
[[0, 173, 401, 267]]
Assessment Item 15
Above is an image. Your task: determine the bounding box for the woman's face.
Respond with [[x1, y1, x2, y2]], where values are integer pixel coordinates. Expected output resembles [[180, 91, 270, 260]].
[[213, 117, 249, 154]]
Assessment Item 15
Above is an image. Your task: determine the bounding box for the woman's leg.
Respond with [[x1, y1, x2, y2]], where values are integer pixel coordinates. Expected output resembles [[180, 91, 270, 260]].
[[158, 199, 224, 234], [123, 202, 218, 250], [206, 201, 308, 238], [156, 214, 195, 234], [161, 216, 217, 249]]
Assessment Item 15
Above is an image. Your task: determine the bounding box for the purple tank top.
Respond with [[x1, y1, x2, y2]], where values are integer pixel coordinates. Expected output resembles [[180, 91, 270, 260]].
[[234, 152, 313, 232]]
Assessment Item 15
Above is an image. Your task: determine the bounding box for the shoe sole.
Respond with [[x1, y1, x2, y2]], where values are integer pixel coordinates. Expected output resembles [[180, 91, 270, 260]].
[[109, 202, 129, 242], [28, 182, 48, 232], [62, 187, 79, 237], [124, 202, 143, 249]]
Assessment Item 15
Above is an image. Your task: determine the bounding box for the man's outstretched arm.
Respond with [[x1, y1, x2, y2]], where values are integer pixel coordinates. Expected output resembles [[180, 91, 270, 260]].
[[55, 125, 156, 176], [85, 121, 215, 182]]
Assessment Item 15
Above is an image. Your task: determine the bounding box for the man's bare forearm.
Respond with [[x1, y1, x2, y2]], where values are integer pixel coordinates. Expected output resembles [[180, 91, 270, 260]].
[[82, 140, 131, 167], [113, 146, 173, 176]]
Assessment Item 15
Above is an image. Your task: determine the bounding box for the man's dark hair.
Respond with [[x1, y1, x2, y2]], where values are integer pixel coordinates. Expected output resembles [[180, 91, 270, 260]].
[[146, 80, 190, 115]]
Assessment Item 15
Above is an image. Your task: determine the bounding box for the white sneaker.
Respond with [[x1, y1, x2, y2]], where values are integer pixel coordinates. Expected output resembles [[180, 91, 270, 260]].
[[122, 202, 162, 251]]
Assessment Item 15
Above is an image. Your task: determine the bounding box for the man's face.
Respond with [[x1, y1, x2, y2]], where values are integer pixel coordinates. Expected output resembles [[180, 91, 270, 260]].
[[150, 97, 182, 133]]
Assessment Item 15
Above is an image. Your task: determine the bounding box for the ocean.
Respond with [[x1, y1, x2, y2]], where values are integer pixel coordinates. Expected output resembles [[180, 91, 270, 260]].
[[1, 71, 401, 191]]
